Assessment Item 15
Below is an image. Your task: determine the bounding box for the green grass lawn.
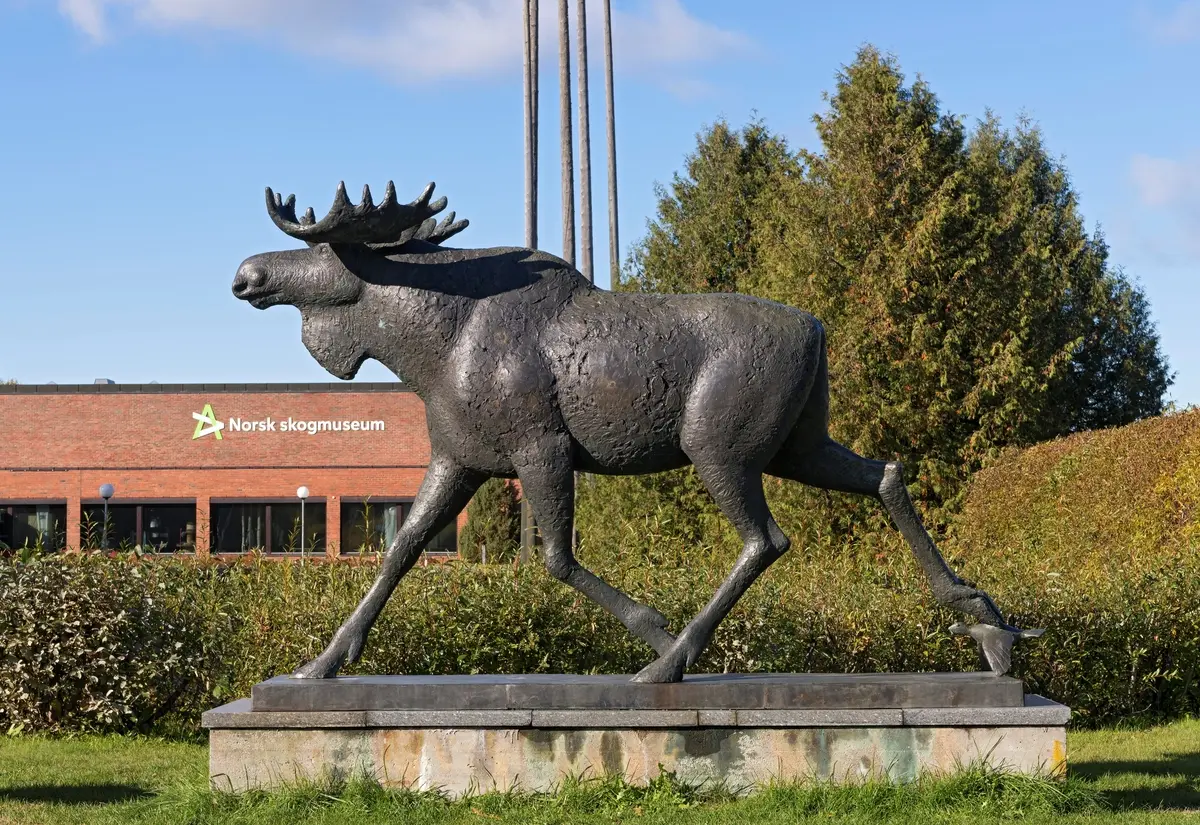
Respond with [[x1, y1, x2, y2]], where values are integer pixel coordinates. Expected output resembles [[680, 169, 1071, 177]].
[[0, 719, 1195, 824]]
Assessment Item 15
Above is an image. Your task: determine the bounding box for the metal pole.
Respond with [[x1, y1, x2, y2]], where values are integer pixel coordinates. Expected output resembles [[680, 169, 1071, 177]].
[[98, 485, 114, 550], [521, 0, 541, 561], [558, 0, 575, 266], [297, 486, 310, 557], [531, 0, 539, 240], [572, 0, 594, 554], [523, 0, 537, 250], [576, 0, 593, 284], [602, 0, 619, 285]]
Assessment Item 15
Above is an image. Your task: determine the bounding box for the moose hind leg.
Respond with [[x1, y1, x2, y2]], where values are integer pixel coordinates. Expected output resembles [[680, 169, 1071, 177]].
[[293, 454, 486, 678], [634, 462, 790, 684], [515, 441, 676, 656], [768, 436, 1005, 627]]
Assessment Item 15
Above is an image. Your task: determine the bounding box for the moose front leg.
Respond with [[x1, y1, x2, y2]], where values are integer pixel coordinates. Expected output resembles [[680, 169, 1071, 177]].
[[293, 454, 485, 679], [515, 438, 677, 657]]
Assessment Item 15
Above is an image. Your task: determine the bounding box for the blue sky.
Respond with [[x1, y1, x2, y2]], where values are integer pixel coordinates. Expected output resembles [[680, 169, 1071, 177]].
[[1, 0, 1198, 406]]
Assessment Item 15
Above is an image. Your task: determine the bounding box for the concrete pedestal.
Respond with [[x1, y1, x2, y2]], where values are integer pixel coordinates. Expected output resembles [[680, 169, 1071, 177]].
[[202, 674, 1070, 795]]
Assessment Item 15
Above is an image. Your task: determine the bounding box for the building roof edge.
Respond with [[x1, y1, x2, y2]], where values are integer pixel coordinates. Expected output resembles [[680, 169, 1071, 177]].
[[0, 382, 413, 395]]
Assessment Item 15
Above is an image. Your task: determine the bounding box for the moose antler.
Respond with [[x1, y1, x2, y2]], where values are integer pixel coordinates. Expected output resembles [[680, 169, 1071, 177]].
[[264, 181, 467, 248], [375, 211, 469, 251]]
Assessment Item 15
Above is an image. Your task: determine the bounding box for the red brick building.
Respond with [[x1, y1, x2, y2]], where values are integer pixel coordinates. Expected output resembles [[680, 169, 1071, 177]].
[[0, 382, 463, 557]]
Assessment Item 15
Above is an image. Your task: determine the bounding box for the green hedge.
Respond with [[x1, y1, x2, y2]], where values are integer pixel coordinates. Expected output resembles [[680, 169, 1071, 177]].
[[0, 557, 217, 733], [2, 411, 1199, 734], [951, 409, 1200, 575], [0, 547, 1194, 734]]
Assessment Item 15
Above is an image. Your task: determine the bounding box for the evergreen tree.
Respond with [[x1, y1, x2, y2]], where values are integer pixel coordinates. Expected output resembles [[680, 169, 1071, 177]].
[[757, 48, 1171, 512], [577, 46, 1171, 556], [621, 118, 797, 295], [459, 478, 521, 563]]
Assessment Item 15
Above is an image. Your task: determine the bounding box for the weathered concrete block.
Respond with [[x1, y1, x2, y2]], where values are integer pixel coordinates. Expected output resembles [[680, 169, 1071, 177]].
[[901, 695, 1071, 727], [250, 672, 1024, 712], [735, 709, 903, 727], [207, 679, 1069, 796], [208, 723, 1068, 795], [697, 709, 737, 727], [531, 709, 699, 728]]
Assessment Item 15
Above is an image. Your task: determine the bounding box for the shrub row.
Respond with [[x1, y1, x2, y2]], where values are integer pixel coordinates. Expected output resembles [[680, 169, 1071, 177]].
[[0, 546, 1195, 734], [4, 410, 1200, 735], [951, 408, 1200, 574], [0, 557, 215, 733]]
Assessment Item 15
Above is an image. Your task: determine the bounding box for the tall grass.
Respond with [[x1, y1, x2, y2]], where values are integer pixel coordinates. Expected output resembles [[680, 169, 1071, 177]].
[[152, 763, 1103, 824]]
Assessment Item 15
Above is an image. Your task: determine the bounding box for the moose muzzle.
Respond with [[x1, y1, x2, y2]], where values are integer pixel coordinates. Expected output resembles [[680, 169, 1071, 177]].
[[232, 259, 280, 308]]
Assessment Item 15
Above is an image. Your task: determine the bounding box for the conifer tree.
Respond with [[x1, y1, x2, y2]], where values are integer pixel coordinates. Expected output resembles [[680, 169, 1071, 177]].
[[577, 46, 1171, 555], [459, 479, 521, 563], [756, 48, 1171, 512]]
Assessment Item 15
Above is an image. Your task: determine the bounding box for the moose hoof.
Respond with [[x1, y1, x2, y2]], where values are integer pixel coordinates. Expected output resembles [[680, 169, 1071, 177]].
[[292, 653, 345, 679], [627, 604, 676, 656], [292, 634, 362, 679], [949, 621, 1046, 677], [631, 650, 687, 683]]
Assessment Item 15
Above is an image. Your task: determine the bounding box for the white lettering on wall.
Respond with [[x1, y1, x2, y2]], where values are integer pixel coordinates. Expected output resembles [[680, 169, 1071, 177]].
[[226, 416, 384, 436], [228, 417, 278, 432]]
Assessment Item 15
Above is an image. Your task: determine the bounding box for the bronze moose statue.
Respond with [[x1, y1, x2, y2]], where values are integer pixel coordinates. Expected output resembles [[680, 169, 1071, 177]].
[[233, 178, 1040, 682]]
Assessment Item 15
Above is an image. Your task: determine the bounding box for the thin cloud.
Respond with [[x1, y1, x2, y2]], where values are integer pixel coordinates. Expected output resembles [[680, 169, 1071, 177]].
[[57, 0, 752, 85], [1137, 0, 1200, 45], [59, 0, 108, 39], [1131, 152, 1200, 208], [1128, 152, 1200, 263]]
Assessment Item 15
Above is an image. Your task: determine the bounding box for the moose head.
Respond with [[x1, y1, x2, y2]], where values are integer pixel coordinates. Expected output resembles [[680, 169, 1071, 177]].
[[232, 181, 469, 379], [234, 180, 468, 309]]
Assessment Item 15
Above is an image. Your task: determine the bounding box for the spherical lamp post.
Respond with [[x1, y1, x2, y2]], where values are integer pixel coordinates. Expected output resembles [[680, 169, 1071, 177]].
[[98, 483, 115, 550], [297, 486, 309, 557]]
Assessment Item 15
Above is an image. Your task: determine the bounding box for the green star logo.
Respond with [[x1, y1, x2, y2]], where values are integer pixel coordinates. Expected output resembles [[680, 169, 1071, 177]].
[[192, 403, 224, 440]]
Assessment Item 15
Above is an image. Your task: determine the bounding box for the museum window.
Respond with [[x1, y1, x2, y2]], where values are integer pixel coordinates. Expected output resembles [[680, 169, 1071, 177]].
[[211, 501, 326, 554], [81, 503, 198, 552], [340, 499, 403, 554], [269, 502, 326, 554], [0, 503, 67, 553], [340, 499, 458, 556], [426, 513, 459, 555]]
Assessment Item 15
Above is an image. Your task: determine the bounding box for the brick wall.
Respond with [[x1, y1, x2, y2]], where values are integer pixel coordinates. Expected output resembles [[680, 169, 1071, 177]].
[[0, 388, 429, 470], [0, 386, 467, 554]]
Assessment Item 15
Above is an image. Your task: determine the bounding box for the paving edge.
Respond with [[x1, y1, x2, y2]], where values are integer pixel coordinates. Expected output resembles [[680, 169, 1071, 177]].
[[202, 695, 1070, 729]]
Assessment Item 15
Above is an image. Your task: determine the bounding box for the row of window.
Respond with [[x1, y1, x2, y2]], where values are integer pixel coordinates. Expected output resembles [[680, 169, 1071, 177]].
[[0, 504, 63, 552], [0, 501, 458, 555]]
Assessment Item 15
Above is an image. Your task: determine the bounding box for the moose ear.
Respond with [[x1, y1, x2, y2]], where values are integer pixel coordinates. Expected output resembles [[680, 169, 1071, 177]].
[[322, 241, 354, 263], [321, 241, 378, 278]]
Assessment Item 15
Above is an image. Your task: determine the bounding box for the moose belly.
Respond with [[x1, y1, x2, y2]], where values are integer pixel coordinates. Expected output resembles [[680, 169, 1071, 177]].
[[554, 346, 693, 475]]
